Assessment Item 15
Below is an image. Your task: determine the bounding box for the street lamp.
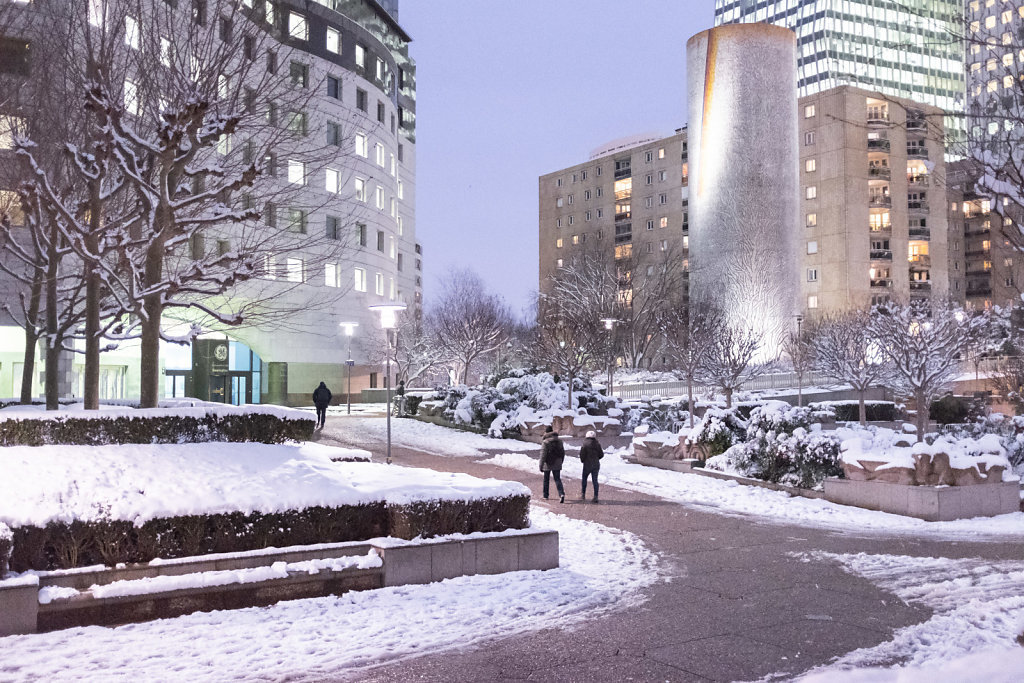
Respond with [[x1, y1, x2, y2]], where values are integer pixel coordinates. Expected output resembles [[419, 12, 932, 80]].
[[369, 303, 406, 465], [600, 318, 619, 399], [795, 314, 805, 408], [339, 322, 358, 415]]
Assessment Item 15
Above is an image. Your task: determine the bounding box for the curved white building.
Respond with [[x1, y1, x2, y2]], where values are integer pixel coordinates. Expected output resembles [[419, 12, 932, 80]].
[[687, 23, 800, 359]]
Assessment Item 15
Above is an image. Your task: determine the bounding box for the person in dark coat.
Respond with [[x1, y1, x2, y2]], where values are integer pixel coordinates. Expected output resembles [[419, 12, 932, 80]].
[[539, 426, 566, 503], [579, 430, 604, 503], [312, 381, 332, 429]]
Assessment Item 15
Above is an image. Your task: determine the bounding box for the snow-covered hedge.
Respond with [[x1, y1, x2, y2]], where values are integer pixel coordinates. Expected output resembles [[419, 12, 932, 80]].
[[6, 494, 530, 573], [941, 413, 1024, 477], [0, 407, 314, 446], [684, 407, 747, 458], [809, 400, 903, 423], [0, 522, 11, 576]]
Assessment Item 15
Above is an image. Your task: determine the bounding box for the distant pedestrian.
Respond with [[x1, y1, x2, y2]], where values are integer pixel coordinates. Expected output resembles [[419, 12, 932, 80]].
[[539, 426, 566, 503], [579, 430, 604, 503], [312, 381, 332, 429]]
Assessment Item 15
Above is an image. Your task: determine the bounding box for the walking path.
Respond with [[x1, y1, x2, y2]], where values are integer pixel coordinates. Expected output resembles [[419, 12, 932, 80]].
[[318, 416, 1024, 682]]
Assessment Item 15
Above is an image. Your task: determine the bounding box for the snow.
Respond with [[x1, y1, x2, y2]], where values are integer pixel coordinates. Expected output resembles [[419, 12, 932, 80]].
[[0, 442, 528, 528], [332, 416, 538, 457], [796, 552, 1024, 680], [841, 431, 1016, 481], [481, 449, 1024, 539], [0, 508, 664, 682]]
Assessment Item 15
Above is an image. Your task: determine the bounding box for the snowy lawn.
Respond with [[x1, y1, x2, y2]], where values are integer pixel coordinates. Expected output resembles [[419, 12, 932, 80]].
[[0, 442, 527, 528], [0, 508, 664, 682], [482, 449, 1024, 540], [795, 551, 1024, 681], [330, 415, 537, 458]]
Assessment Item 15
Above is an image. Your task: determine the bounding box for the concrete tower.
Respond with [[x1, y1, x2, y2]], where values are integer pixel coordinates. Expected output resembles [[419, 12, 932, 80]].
[[687, 23, 800, 360]]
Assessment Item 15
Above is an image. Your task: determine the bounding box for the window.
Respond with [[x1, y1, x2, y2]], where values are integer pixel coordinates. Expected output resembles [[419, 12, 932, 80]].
[[125, 16, 140, 49], [659, 170, 667, 182], [806, 213, 817, 227], [568, 215, 574, 225], [804, 131, 815, 146], [124, 79, 140, 115], [325, 168, 340, 193], [286, 257, 303, 282], [287, 160, 305, 184], [572, 234, 580, 245], [0, 115, 24, 149], [804, 104, 816, 118], [355, 44, 366, 68], [645, 151, 653, 163], [660, 239, 668, 251], [397, 216, 403, 235], [265, 1, 275, 25], [326, 27, 341, 54], [659, 193, 668, 205], [805, 159, 816, 173], [582, 171, 588, 180], [266, 50, 277, 74], [596, 187, 603, 197], [286, 110, 307, 135], [377, 101, 385, 123], [375, 143, 385, 167], [88, 0, 105, 27], [355, 133, 368, 157], [646, 174, 653, 185], [377, 230, 385, 252], [390, 154, 396, 177], [375, 272, 384, 296], [596, 166, 602, 176], [327, 122, 342, 146], [327, 76, 341, 99], [660, 216, 668, 228], [597, 209, 603, 218], [397, 253, 404, 271], [219, 16, 232, 42], [356, 88, 367, 112], [556, 198, 564, 208], [354, 177, 366, 202], [325, 215, 340, 240], [397, 180, 404, 200], [161, 36, 174, 66], [658, 148, 665, 159], [288, 12, 308, 40], [354, 267, 367, 292], [585, 211, 591, 221], [805, 186, 817, 199], [556, 238, 564, 248], [324, 263, 341, 287], [646, 220, 654, 231], [287, 208, 306, 234], [192, 0, 207, 25], [808, 295, 819, 309], [375, 185, 384, 210], [644, 197, 653, 208], [568, 194, 574, 205], [376, 58, 385, 82], [289, 62, 308, 87], [807, 241, 818, 254], [556, 258, 564, 268], [807, 268, 818, 282]]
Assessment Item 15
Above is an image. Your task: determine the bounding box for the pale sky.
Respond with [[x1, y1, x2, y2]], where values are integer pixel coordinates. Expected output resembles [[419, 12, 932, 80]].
[[400, 1, 715, 318]]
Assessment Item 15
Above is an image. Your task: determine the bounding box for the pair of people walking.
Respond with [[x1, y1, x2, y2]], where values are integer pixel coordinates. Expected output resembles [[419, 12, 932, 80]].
[[539, 427, 604, 503]]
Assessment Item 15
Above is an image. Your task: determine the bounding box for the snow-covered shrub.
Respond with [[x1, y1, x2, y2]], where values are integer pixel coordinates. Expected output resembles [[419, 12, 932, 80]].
[[741, 428, 842, 489], [685, 408, 746, 458], [810, 400, 903, 422], [0, 522, 11, 576], [744, 401, 812, 441], [941, 412, 1024, 476], [619, 399, 689, 434], [452, 387, 518, 427]]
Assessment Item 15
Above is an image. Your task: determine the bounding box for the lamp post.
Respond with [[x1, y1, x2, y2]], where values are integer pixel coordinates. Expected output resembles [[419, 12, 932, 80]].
[[369, 303, 406, 465], [339, 322, 358, 415], [795, 314, 805, 407], [600, 318, 619, 399]]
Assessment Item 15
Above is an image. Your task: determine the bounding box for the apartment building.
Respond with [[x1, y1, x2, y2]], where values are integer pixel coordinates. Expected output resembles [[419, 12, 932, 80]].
[[799, 86, 949, 313], [0, 0, 420, 406], [538, 131, 691, 297]]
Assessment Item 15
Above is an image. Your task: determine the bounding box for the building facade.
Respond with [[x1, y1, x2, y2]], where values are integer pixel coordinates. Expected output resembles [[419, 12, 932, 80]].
[[714, 0, 964, 113], [0, 0, 419, 405]]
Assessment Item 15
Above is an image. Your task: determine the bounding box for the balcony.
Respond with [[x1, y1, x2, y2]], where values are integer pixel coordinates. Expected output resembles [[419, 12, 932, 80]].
[[964, 225, 990, 237], [907, 200, 929, 213], [967, 285, 993, 296], [907, 174, 929, 187], [870, 249, 893, 260], [910, 280, 932, 290], [868, 166, 892, 179], [907, 118, 927, 132], [966, 268, 992, 276], [614, 167, 631, 180], [909, 254, 931, 268], [907, 146, 929, 159], [870, 223, 893, 233], [965, 248, 990, 257], [870, 278, 892, 288], [867, 138, 891, 152], [615, 211, 631, 221], [867, 113, 889, 126], [869, 195, 892, 208], [909, 226, 930, 239]]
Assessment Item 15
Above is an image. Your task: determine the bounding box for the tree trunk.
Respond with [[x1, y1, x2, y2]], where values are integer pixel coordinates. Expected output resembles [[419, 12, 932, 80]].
[[687, 377, 695, 428], [44, 224, 60, 411], [724, 387, 733, 408], [797, 371, 803, 407], [567, 372, 574, 412], [916, 391, 927, 443], [83, 196, 102, 410], [858, 392, 867, 426], [20, 271, 43, 404], [139, 294, 162, 408]]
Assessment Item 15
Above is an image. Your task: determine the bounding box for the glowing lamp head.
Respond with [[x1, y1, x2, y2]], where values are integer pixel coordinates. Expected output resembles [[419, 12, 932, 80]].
[[369, 303, 407, 330], [339, 322, 358, 337]]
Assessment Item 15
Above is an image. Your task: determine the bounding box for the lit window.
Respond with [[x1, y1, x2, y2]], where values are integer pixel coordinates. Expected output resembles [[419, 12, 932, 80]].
[[289, 13, 308, 40], [287, 160, 305, 185], [355, 133, 368, 157], [806, 213, 817, 227], [805, 186, 817, 199], [286, 258, 304, 282], [572, 234, 580, 245], [325, 168, 340, 193], [807, 241, 818, 254], [355, 44, 366, 68], [804, 104, 816, 118], [354, 177, 366, 201], [397, 180, 404, 199], [88, 0, 104, 27], [326, 27, 341, 54], [658, 148, 665, 159], [124, 79, 139, 115], [805, 159, 816, 173], [375, 143, 385, 167], [808, 295, 819, 309], [325, 263, 340, 287], [125, 16, 140, 49], [659, 216, 668, 228], [556, 238, 564, 248], [375, 272, 384, 296], [0, 115, 25, 149], [354, 268, 366, 292]]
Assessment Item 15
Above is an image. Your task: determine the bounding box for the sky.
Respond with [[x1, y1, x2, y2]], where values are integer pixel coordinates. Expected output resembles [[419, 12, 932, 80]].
[[399, 1, 715, 318]]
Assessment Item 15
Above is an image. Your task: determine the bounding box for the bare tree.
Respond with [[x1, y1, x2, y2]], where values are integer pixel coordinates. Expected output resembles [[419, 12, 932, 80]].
[[366, 311, 443, 388], [868, 301, 987, 441], [783, 317, 816, 408], [811, 310, 891, 425], [430, 269, 515, 384], [701, 322, 772, 409], [660, 302, 724, 427], [533, 298, 604, 412]]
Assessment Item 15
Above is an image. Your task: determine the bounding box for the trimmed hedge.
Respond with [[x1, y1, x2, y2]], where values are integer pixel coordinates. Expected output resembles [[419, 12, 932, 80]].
[[0, 522, 11, 576], [809, 401, 901, 422], [0, 412, 314, 447], [5, 494, 531, 572]]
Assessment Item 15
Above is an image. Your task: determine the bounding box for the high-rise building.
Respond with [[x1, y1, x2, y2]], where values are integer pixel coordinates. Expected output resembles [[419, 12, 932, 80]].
[[714, 0, 965, 113], [0, 0, 419, 405]]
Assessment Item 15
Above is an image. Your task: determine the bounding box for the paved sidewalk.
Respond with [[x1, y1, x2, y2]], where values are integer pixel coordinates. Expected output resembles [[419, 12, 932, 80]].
[[317, 419, 1022, 682]]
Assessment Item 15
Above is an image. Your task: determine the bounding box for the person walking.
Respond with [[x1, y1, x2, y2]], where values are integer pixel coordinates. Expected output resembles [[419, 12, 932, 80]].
[[539, 426, 566, 503], [312, 381, 332, 429], [579, 430, 604, 503]]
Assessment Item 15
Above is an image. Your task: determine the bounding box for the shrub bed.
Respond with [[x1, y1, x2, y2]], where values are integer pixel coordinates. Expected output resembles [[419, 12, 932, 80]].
[[809, 400, 902, 422], [5, 494, 531, 572], [0, 522, 11, 575], [0, 410, 314, 447]]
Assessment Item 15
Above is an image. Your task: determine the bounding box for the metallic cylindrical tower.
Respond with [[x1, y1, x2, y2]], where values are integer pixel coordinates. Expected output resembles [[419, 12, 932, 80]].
[[687, 23, 800, 360]]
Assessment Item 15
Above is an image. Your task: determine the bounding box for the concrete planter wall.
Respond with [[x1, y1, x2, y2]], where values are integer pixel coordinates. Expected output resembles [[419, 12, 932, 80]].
[[824, 478, 1020, 521]]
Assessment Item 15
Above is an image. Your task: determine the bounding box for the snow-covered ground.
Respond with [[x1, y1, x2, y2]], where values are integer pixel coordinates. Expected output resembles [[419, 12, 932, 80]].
[[0, 508, 664, 683], [330, 415, 537, 457], [795, 552, 1024, 681], [0, 442, 526, 528]]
